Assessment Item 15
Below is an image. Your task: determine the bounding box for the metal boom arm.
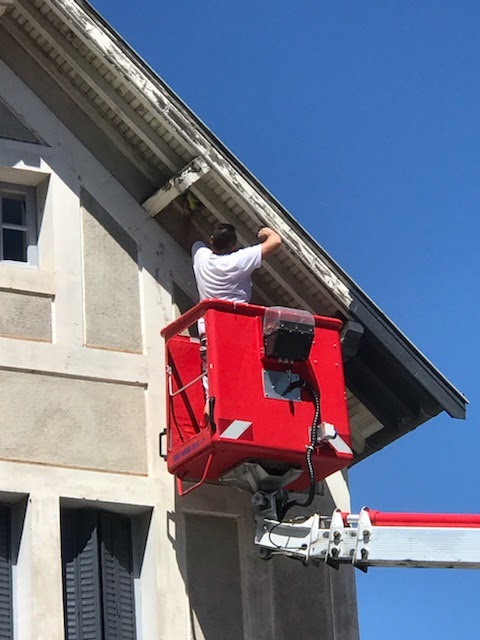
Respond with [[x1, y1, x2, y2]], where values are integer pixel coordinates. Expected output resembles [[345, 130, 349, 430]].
[[255, 508, 480, 570]]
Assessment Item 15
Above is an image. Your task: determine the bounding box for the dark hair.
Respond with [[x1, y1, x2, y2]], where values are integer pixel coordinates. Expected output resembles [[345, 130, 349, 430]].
[[211, 223, 237, 253]]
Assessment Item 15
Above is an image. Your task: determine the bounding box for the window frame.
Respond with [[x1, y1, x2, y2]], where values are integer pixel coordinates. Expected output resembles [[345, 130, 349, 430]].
[[61, 506, 138, 640], [0, 181, 38, 266]]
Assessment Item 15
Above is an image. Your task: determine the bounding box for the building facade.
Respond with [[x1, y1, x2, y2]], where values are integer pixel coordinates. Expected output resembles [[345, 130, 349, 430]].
[[0, 1, 465, 639]]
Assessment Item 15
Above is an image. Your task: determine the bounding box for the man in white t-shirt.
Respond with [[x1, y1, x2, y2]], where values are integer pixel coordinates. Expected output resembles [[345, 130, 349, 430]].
[[192, 223, 281, 306], [191, 222, 282, 414]]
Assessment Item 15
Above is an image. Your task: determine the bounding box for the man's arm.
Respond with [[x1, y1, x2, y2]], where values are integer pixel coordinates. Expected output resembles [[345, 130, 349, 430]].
[[183, 213, 202, 252], [257, 226, 282, 258]]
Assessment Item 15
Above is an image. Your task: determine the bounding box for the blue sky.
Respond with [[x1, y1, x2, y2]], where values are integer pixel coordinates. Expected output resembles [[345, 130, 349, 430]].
[[91, 1, 479, 636]]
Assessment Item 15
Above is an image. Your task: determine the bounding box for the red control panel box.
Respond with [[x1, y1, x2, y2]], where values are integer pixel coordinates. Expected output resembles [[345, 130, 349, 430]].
[[161, 300, 352, 494]]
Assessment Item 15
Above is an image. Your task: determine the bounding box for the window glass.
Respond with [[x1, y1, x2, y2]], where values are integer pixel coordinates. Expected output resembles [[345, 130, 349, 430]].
[[0, 185, 36, 265], [3, 229, 27, 262], [2, 197, 25, 226]]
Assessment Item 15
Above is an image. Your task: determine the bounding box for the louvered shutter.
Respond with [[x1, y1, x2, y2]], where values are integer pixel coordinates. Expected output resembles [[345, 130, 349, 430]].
[[61, 509, 103, 640], [99, 512, 136, 640], [0, 507, 12, 640]]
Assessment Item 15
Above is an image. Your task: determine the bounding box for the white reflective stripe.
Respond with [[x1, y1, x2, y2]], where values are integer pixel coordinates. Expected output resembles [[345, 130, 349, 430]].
[[329, 435, 353, 455], [221, 420, 252, 439]]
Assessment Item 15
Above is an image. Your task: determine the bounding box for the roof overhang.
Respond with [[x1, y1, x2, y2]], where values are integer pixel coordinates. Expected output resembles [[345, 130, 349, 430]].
[[0, 0, 467, 463]]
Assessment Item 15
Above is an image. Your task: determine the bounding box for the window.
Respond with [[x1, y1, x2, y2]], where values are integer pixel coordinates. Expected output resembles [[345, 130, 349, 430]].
[[61, 508, 137, 640], [0, 183, 37, 265]]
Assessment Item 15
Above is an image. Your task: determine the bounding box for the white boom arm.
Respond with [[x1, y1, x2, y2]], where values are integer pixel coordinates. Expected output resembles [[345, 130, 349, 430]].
[[255, 508, 480, 570]]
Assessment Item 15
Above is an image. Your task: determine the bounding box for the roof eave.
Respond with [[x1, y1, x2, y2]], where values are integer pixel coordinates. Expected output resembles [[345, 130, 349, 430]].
[[62, 0, 468, 421], [27, 0, 467, 427]]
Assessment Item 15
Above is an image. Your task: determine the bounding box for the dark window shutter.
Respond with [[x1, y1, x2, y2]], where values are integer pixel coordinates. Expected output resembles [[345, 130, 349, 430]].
[[61, 510, 103, 640], [99, 513, 136, 640], [0, 507, 12, 640]]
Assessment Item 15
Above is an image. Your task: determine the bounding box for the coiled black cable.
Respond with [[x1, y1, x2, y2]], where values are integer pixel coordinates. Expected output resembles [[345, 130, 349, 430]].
[[285, 379, 321, 514]]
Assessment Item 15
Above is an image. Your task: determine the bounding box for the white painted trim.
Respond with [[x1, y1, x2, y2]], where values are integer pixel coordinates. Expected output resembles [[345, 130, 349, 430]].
[[0, 264, 54, 295], [49, 172, 84, 346], [0, 165, 50, 187], [29, 495, 64, 639], [143, 156, 210, 216], [16, 0, 179, 175], [0, 459, 153, 502], [0, 336, 148, 384], [4, 16, 160, 185]]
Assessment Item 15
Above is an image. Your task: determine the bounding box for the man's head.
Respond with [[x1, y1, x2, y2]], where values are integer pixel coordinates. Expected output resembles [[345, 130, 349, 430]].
[[210, 223, 237, 254]]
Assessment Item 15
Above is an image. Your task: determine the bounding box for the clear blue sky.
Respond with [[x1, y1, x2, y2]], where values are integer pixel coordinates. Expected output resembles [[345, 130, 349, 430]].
[[91, 1, 479, 637]]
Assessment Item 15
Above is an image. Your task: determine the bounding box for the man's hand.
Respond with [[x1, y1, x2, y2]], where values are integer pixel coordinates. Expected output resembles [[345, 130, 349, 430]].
[[257, 226, 282, 258]]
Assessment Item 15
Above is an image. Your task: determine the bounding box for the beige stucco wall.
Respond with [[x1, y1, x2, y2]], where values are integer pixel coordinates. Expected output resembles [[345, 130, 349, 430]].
[[0, 289, 51, 341], [81, 188, 143, 353], [0, 369, 147, 473]]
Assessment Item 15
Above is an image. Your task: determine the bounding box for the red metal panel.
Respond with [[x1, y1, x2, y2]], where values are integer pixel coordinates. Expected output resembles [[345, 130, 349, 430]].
[[166, 336, 204, 446], [163, 300, 353, 492]]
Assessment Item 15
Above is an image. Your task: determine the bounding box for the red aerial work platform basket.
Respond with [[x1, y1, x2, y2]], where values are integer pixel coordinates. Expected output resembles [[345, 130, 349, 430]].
[[161, 300, 353, 495]]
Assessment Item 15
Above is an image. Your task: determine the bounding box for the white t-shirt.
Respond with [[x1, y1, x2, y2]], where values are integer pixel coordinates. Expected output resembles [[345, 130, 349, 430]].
[[192, 241, 262, 304]]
